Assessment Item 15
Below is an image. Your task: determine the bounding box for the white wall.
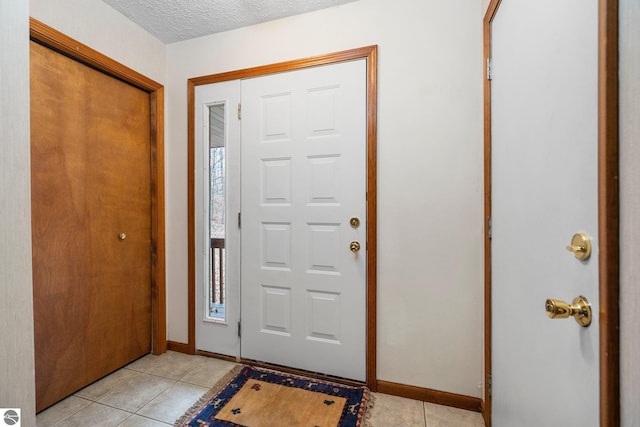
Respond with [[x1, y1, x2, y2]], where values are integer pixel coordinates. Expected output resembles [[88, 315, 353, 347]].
[[166, 0, 485, 397], [620, 0, 640, 424], [0, 1, 36, 424], [30, 0, 166, 84]]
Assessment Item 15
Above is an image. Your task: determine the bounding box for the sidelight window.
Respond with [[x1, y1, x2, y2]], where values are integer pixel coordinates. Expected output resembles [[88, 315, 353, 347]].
[[207, 103, 226, 321]]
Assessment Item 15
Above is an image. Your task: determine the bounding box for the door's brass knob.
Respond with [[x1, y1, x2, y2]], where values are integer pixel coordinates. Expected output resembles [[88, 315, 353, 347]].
[[566, 232, 591, 260], [350, 241, 361, 253], [118, 233, 127, 241], [545, 296, 592, 327]]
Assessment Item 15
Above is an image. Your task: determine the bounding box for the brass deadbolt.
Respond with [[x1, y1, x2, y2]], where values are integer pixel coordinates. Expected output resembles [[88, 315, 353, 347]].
[[566, 233, 591, 260]]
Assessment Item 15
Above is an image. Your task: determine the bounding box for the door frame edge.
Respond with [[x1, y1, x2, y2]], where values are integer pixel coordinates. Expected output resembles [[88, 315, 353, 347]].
[[186, 45, 379, 390], [597, 0, 620, 424], [481, 2, 501, 425], [29, 17, 168, 356]]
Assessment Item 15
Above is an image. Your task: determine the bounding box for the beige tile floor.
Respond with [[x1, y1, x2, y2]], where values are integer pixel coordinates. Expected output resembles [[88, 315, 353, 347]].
[[36, 351, 485, 427]]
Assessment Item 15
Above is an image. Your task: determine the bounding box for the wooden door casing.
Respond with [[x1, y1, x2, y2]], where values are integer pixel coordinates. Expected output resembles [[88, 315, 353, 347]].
[[30, 40, 152, 411]]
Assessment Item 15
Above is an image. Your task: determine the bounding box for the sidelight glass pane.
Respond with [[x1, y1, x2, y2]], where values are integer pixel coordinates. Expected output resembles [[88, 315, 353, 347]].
[[207, 104, 226, 321]]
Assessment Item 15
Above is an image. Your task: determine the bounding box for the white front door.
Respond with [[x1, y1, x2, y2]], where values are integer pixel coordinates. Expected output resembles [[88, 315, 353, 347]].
[[490, 0, 599, 424], [240, 59, 367, 381], [195, 80, 241, 356]]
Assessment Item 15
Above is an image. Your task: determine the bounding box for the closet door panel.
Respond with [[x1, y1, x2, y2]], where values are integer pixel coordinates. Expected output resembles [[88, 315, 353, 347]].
[[30, 40, 152, 412]]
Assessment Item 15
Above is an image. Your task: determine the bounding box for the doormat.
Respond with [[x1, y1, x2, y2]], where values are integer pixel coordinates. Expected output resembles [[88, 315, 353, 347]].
[[174, 365, 373, 427]]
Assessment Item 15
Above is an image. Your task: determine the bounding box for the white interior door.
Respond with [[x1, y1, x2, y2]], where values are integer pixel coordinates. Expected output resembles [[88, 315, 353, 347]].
[[240, 59, 367, 381], [195, 80, 241, 356], [491, 0, 599, 424]]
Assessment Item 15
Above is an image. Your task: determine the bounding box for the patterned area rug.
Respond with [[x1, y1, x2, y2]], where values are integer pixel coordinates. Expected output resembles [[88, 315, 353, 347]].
[[175, 365, 372, 427]]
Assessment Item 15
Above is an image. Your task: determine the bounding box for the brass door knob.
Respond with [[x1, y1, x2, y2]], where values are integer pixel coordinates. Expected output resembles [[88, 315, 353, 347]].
[[350, 241, 361, 253], [118, 233, 127, 241], [545, 296, 592, 327]]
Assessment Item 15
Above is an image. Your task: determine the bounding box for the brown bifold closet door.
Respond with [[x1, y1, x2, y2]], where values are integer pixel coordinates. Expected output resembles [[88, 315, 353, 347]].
[[30, 40, 152, 412]]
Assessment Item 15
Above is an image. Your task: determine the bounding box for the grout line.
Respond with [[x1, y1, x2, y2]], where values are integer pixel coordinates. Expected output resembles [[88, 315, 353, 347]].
[[50, 401, 133, 427], [141, 370, 188, 381], [175, 363, 239, 388], [116, 413, 172, 426], [123, 365, 145, 373], [74, 369, 140, 402], [130, 410, 173, 425], [91, 376, 177, 414], [423, 400, 428, 427], [42, 396, 93, 427], [116, 413, 133, 427], [84, 401, 135, 415]]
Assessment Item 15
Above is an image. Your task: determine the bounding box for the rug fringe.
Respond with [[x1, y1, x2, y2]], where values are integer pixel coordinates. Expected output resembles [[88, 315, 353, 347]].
[[362, 391, 376, 427], [173, 364, 244, 427]]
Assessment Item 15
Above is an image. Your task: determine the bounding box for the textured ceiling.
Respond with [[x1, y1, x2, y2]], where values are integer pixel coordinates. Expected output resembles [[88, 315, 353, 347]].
[[102, 0, 358, 44]]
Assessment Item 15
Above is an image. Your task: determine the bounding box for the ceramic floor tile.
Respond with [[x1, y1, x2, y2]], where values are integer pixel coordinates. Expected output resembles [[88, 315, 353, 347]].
[[36, 396, 92, 426], [136, 381, 209, 424], [369, 393, 426, 427], [118, 414, 172, 426], [127, 351, 205, 380], [52, 402, 130, 426], [179, 357, 239, 388], [98, 371, 175, 413], [75, 367, 140, 401], [424, 402, 485, 427], [44, 355, 465, 427], [126, 353, 156, 373]]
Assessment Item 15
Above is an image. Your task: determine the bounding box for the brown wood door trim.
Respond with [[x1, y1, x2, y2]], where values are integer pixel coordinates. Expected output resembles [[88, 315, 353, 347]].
[[597, 0, 620, 424], [481, 2, 499, 424], [29, 18, 167, 356], [482, 1, 620, 426], [187, 45, 378, 390]]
